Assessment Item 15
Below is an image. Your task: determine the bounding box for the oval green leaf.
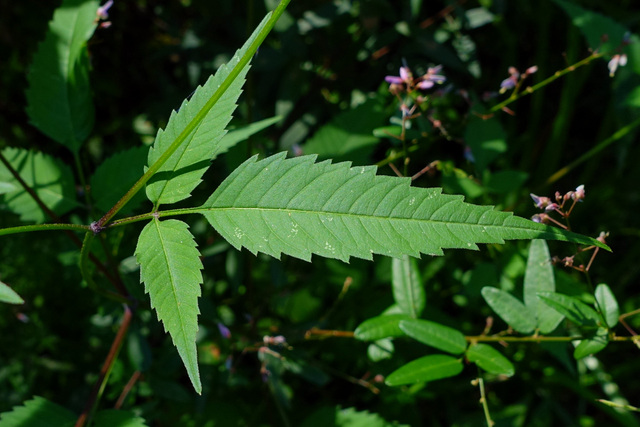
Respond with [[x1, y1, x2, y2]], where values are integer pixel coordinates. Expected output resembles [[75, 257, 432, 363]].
[[594, 284, 619, 328], [399, 319, 467, 354], [537, 292, 601, 329], [481, 287, 536, 334], [573, 328, 609, 359], [385, 355, 463, 386], [466, 343, 514, 376], [354, 314, 411, 341], [392, 256, 425, 318], [524, 239, 564, 333]]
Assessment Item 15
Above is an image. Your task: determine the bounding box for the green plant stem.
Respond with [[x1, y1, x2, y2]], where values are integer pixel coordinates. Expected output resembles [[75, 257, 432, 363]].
[[95, 0, 292, 229], [80, 232, 130, 302], [75, 304, 133, 427], [0, 223, 90, 237], [375, 144, 420, 168], [73, 151, 92, 209], [547, 115, 640, 185], [490, 51, 604, 114], [476, 376, 494, 427], [106, 206, 204, 229]]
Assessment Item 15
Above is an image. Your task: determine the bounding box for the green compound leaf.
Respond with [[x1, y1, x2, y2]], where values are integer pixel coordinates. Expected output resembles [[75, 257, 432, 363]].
[[399, 319, 467, 354], [25, 0, 98, 153], [466, 343, 515, 376], [595, 283, 619, 328], [385, 355, 464, 386], [93, 409, 149, 427], [574, 327, 609, 360], [135, 219, 203, 393], [0, 396, 75, 427], [354, 315, 411, 341], [481, 287, 536, 334], [199, 153, 608, 263], [0, 280, 24, 305], [145, 15, 271, 207], [524, 240, 564, 333], [538, 292, 601, 329], [90, 146, 148, 215], [392, 256, 425, 318], [0, 147, 78, 223]]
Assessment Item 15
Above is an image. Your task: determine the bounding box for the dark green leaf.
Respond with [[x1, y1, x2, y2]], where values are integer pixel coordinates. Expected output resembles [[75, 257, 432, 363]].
[[93, 410, 149, 427], [354, 315, 411, 341], [524, 240, 564, 333], [0, 396, 75, 427], [199, 154, 608, 263], [300, 406, 410, 427], [0, 280, 24, 305], [0, 148, 78, 223], [595, 283, 619, 328], [399, 319, 467, 354], [90, 146, 148, 215], [574, 328, 609, 359], [218, 116, 282, 157], [385, 355, 464, 386], [481, 287, 536, 334], [464, 117, 507, 173], [537, 292, 601, 328], [25, 0, 98, 152], [392, 255, 425, 318], [466, 343, 514, 376], [135, 219, 203, 393]]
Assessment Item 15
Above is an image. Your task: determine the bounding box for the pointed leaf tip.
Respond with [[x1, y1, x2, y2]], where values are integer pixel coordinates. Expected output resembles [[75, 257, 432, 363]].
[[198, 153, 606, 263]]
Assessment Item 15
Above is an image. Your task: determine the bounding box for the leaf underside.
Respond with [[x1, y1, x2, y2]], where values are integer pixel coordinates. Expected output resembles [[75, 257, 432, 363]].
[[135, 219, 203, 393], [0, 396, 76, 427], [200, 153, 607, 263], [25, 0, 98, 152]]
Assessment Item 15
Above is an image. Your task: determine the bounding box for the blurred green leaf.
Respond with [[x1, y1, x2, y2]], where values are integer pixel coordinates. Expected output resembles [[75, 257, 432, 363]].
[[0, 396, 75, 427], [354, 314, 411, 341], [392, 255, 425, 318], [301, 406, 410, 427], [573, 328, 609, 359], [367, 339, 395, 362], [537, 292, 601, 329], [554, 0, 627, 54], [466, 343, 514, 376], [484, 170, 528, 194], [524, 240, 564, 333], [93, 410, 149, 427], [464, 116, 507, 173], [595, 283, 619, 328], [481, 287, 536, 334], [303, 99, 386, 164], [0, 280, 24, 305], [90, 146, 149, 215], [0, 147, 79, 223], [385, 355, 464, 386], [25, 0, 98, 152], [399, 319, 467, 354]]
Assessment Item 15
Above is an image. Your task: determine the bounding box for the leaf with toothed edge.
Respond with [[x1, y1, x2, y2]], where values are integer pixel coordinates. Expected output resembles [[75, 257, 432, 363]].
[[198, 153, 610, 263], [144, 14, 271, 207], [135, 219, 203, 394]]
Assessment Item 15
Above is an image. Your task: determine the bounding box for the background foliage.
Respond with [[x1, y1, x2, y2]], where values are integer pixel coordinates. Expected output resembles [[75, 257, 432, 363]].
[[1, 0, 639, 425]]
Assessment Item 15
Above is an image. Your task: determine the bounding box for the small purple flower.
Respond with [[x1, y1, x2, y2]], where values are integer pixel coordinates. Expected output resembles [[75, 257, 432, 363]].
[[530, 193, 552, 209], [524, 65, 538, 75], [385, 66, 412, 85], [97, 0, 114, 19], [608, 54, 627, 77], [571, 184, 585, 201], [531, 213, 549, 224], [416, 65, 446, 89], [500, 67, 520, 93], [217, 322, 231, 339]]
